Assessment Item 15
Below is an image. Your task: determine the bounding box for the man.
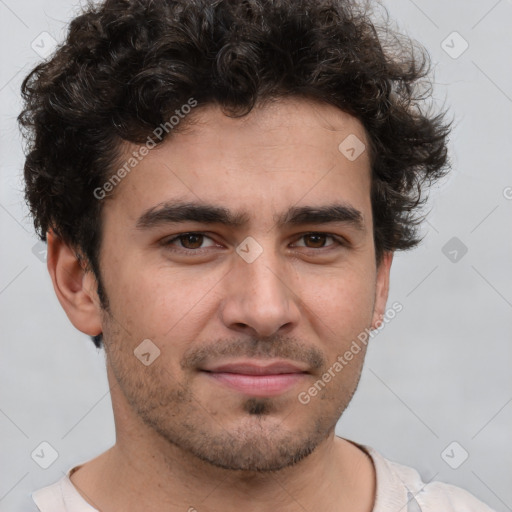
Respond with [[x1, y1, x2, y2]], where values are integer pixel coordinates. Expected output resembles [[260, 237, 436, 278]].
[[18, 0, 496, 510]]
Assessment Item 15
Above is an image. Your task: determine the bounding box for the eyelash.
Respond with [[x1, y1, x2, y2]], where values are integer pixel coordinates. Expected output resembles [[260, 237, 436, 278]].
[[161, 232, 347, 254]]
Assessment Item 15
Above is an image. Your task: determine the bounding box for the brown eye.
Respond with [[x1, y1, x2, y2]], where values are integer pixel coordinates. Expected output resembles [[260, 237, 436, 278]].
[[303, 233, 329, 248], [178, 233, 204, 249], [293, 233, 341, 249], [162, 232, 216, 251]]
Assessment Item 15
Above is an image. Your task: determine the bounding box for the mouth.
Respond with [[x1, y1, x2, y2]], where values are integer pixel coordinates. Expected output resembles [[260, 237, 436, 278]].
[[199, 360, 309, 397]]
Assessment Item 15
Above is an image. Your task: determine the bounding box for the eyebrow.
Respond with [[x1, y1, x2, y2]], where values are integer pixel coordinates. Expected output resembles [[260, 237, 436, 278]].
[[135, 201, 366, 233]]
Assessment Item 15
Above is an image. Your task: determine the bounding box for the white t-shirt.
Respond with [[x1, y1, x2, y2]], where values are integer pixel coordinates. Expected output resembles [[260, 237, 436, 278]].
[[31, 441, 497, 512]]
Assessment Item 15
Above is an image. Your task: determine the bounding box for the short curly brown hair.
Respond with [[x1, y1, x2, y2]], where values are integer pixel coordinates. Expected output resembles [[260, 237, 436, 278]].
[[19, 0, 451, 348]]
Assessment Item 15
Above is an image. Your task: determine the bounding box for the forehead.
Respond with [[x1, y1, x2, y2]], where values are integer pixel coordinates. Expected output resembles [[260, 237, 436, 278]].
[[179, 97, 370, 159], [103, 97, 372, 228]]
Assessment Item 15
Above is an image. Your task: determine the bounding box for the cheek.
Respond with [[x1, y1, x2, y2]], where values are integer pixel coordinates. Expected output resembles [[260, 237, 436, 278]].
[[111, 263, 222, 342], [299, 268, 376, 341]]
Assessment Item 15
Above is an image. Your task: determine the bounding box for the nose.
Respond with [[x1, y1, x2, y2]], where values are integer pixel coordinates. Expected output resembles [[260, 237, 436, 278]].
[[219, 246, 301, 338]]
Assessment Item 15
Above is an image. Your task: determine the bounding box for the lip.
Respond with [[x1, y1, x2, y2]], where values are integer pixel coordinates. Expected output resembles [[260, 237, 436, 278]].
[[201, 360, 309, 375], [200, 360, 309, 397]]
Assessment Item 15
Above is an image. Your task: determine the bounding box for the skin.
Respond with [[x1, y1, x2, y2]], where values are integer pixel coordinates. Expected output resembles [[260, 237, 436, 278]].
[[47, 96, 393, 512]]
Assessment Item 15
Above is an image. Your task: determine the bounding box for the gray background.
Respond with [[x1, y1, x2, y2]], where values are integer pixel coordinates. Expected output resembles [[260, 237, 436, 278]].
[[1, 0, 511, 511]]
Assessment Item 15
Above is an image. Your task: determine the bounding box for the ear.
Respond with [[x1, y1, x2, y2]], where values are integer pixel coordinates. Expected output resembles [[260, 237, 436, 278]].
[[370, 251, 393, 330], [46, 229, 103, 337]]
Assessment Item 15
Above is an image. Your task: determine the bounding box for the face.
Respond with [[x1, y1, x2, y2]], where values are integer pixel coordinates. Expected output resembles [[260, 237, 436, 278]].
[[90, 97, 392, 471]]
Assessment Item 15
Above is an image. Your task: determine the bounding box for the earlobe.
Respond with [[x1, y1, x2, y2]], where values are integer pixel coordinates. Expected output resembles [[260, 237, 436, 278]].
[[371, 251, 393, 330], [46, 229, 103, 336]]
